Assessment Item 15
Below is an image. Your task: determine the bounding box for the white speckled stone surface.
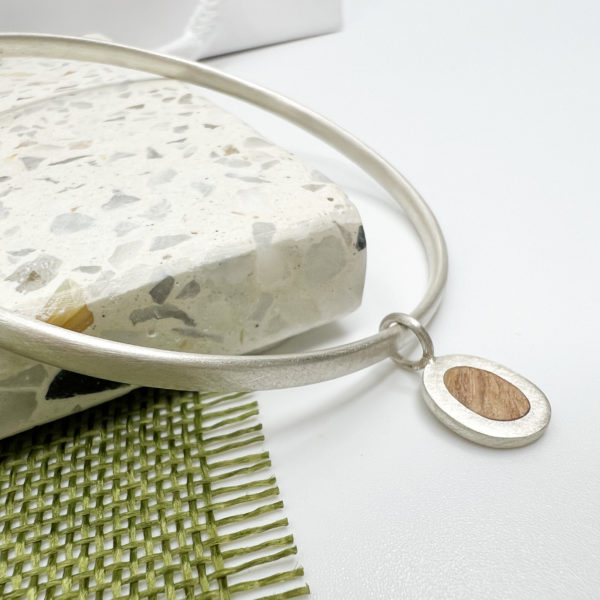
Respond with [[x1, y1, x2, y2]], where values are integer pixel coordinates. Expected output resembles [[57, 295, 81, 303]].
[[0, 57, 366, 438]]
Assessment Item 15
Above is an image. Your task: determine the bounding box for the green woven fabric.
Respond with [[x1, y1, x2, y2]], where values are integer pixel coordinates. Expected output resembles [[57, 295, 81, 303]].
[[0, 389, 309, 599]]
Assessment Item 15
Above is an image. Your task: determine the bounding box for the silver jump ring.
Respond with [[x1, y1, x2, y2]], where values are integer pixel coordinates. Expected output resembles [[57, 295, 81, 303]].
[[379, 313, 435, 371]]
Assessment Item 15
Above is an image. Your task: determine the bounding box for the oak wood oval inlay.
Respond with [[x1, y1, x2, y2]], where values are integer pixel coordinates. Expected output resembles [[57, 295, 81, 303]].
[[443, 366, 530, 421]]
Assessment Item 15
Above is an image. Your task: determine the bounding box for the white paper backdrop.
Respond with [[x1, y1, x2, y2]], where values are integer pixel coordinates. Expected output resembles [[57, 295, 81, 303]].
[[202, 2, 600, 597]]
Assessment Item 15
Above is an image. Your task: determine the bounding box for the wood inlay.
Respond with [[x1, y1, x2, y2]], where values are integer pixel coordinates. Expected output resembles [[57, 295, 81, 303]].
[[443, 366, 530, 421]]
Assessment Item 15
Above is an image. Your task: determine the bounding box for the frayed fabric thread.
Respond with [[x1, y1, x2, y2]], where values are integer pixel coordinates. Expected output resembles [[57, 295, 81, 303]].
[[0, 388, 309, 599]]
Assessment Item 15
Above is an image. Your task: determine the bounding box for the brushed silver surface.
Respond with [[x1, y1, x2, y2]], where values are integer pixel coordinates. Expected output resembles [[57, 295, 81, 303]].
[[0, 33, 448, 391], [379, 312, 435, 371], [421, 355, 551, 448]]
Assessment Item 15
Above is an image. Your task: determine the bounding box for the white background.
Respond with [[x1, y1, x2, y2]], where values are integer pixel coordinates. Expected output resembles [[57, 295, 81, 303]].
[[206, 2, 600, 598], [3, 1, 600, 598]]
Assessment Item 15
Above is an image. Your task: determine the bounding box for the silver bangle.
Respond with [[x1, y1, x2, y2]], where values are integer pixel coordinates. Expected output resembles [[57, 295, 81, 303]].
[[0, 33, 447, 392], [0, 34, 551, 448]]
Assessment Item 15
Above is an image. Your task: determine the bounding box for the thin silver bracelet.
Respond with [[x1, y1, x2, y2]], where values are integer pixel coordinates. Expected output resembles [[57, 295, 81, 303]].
[[0, 34, 550, 448]]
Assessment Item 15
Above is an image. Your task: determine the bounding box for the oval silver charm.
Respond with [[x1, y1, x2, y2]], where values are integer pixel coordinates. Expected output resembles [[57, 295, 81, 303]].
[[421, 355, 551, 448]]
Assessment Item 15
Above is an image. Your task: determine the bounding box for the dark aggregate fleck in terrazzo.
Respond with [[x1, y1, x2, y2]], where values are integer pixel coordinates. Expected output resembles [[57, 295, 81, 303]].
[[149, 276, 175, 304], [102, 192, 141, 210], [356, 225, 367, 251], [21, 156, 44, 171], [176, 280, 201, 300], [0, 364, 47, 387], [8, 248, 35, 257], [150, 235, 189, 251], [130, 304, 196, 327], [172, 327, 223, 342], [114, 221, 140, 236], [50, 212, 94, 234], [2, 390, 36, 420], [48, 154, 90, 166], [46, 370, 126, 400], [252, 222, 276, 244], [149, 168, 176, 185]]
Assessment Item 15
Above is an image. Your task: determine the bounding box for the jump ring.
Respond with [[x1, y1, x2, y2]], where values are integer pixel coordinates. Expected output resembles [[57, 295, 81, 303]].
[[379, 312, 435, 371]]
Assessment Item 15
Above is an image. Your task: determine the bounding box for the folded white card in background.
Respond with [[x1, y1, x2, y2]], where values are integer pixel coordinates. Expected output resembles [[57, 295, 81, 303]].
[[161, 0, 342, 59], [0, 0, 342, 58]]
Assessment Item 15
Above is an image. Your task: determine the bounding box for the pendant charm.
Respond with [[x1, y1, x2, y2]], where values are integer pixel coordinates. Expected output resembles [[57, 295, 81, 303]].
[[421, 355, 551, 448], [380, 313, 551, 449]]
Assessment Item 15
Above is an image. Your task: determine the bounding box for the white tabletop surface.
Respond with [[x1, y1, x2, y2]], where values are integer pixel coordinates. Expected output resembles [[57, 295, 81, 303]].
[[205, 2, 600, 598], [2, 1, 599, 598]]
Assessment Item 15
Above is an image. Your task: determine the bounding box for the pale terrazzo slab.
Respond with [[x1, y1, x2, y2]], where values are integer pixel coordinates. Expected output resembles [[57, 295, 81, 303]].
[[0, 57, 366, 438]]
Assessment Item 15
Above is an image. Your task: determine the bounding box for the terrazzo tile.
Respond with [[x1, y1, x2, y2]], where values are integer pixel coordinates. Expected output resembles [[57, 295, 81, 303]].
[[0, 57, 366, 437]]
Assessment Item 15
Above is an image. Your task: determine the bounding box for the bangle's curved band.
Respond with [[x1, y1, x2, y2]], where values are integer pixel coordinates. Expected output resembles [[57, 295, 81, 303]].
[[0, 33, 448, 392]]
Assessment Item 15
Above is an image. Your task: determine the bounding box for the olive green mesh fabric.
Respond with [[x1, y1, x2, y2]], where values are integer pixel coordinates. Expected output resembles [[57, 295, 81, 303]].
[[0, 389, 309, 599]]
